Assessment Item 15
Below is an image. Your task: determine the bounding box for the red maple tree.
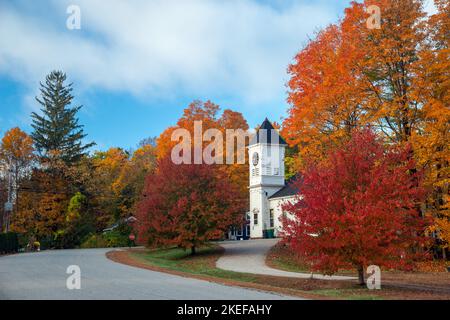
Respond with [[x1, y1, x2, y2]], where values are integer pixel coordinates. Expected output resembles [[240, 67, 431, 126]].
[[281, 128, 429, 284], [135, 156, 245, 254]]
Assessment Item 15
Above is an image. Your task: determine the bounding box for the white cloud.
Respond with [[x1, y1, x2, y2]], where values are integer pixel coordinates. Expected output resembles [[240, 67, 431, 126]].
[[0, 0, 337, 108]]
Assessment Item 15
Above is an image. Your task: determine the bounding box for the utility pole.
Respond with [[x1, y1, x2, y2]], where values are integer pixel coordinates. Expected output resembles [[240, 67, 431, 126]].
[[3, 165, 13, 233]]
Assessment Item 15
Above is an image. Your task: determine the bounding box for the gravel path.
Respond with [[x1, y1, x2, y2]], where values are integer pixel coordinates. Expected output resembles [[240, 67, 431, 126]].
[[0, 248, 299, 300], [216, 239, 356, 281]]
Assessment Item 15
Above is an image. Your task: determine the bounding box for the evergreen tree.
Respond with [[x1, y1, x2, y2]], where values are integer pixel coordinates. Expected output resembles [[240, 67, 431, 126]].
[[31, 71, 95, 164]]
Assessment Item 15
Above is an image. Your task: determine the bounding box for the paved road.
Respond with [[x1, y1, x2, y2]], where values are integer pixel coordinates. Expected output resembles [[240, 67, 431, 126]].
[[0, 248, 299, 300], [217, 239, 356, 281]]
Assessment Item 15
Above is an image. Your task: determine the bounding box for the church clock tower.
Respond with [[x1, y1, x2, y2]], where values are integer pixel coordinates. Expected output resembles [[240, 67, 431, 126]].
[[248, 118, 287, 238]]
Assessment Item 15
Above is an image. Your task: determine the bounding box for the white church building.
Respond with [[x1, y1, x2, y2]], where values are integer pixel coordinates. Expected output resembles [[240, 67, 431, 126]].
[[248, 118, 298, 239], [228, 118, 298, 240]]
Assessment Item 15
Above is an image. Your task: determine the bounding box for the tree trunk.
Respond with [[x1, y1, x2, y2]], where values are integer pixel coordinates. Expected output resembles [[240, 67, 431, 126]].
[[191, 246, 196, 255], [357, 265, 365, 286]]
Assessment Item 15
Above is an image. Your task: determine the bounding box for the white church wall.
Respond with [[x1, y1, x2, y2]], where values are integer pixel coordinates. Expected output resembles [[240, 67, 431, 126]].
[[269, 196, 298, 237]]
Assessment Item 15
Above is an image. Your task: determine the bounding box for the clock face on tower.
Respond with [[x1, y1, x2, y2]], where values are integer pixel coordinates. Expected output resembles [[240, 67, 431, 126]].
[[252, 152, 259, 166]]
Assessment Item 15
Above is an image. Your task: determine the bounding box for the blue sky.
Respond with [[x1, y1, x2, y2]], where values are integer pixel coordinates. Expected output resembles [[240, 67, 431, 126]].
[[0, 0, 436, 151]]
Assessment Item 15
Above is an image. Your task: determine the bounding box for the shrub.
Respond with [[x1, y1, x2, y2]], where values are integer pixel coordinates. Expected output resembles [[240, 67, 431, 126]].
[[0, 232, 19, 254], [39, 235, 56, 250], [80, 231, 133, 248], [80, 234, 108, 248], [103, 230, 131, 247]]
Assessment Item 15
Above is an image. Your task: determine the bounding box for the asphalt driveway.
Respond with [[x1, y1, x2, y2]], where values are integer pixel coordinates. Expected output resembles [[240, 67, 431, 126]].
[[217, 239, 355, 281], [0, 248, 299, 300]]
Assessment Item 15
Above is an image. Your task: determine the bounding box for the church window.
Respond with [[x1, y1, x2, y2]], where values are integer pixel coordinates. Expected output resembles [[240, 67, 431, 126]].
[[269, 209, 274, 228], [253, 213, 258, 225]]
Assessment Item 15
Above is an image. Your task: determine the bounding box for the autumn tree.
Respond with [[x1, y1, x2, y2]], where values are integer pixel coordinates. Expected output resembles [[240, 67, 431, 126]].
[[90, 148, 130, 229], [31, 71, 95, 164], [217, 109, 249, 194], [283, 0, 429, 166], [138, 136, 157, 148], [412, 0, 450, 258], [157, 100, 250, 197], [0, 127, 34, 231], [60, 191, 94, 248], [357, 0, 427, 143], [283, 0, 447, 258], [281, 129, 429, 284], [136, 156, 246, 254], [0, 180, 7, 231], [113, 144, 157, 219], [283, 22, 367, 163], [156, 100, 221, 159], [12, 168, 69, 247], [11, 150, 96, 247], [0, 127, 34, 194], [11, 142, 155, 247]]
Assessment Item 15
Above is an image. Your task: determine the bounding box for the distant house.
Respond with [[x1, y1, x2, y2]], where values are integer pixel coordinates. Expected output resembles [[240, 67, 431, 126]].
[[102, 216, 137, 233]]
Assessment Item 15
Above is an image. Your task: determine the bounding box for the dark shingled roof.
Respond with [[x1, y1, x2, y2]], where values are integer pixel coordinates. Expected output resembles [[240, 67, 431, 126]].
[[269, 175, 301, 199], [249, 118, 287, 146]]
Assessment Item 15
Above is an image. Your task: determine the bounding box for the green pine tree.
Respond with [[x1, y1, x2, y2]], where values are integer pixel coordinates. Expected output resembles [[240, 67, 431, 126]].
[[31, 71, 95, 164]]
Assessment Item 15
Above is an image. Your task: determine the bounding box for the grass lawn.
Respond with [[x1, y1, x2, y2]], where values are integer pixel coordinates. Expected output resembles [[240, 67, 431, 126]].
[[266, 243, 355, 276], [107, 244, 450, 300], [129, 245, 257, 282], [266, 242, 450, 296]]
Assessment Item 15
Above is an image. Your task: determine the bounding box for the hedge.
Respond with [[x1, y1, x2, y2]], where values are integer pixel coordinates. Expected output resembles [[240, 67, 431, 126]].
[[80, 230, 133, 249], [0, 232, 19, 254]]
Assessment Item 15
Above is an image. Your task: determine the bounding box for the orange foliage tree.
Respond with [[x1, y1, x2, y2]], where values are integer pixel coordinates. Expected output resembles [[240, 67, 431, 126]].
[[412, 0, 450, 256], [284, 0, 428, 164], [284, 22, 367, 163], [283, 0, 448, 256], [0, 127, 34, 231], [156, 100, 249, 195], [12, 169, 69, 247], [0, 127, 34, 197]]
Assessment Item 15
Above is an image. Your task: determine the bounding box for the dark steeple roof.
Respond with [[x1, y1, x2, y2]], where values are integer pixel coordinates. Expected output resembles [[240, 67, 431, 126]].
[[268, 175, 301, 199], [249, 118, 287, 146]]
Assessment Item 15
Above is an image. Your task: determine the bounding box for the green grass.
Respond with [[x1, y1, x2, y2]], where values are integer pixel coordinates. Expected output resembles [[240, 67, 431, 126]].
[[128, 245, 387, 300], [130, 245, 257, 282], [267, 244, 356, 276], [268, 254, 311, 273], [310, 288, 382, 300]]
